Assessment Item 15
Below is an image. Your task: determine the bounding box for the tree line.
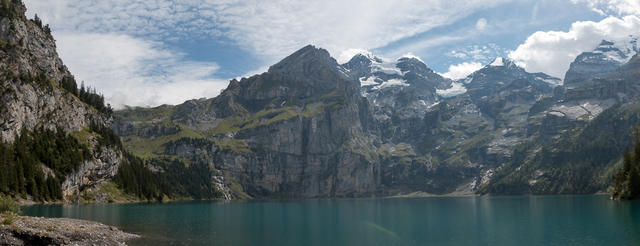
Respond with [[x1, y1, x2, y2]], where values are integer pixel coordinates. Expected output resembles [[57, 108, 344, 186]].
[[612, 127, 640, 200], [0, 119, 222, 203], [60, 76, 113, 115], [0, 128, 83, 202], [114, 153, 171, 201]]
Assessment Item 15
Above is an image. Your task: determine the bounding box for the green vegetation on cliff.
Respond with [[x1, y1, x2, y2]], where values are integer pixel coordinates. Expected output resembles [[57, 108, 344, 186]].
[[612, 128, 640, 200], [481, 104, 640, 195], [114, 154, 170, 201], [148, 157, 223, 199], [0, 128, 83, 201]]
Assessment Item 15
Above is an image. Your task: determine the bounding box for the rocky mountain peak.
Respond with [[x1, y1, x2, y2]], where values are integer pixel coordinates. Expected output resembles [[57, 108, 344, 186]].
[[396, 55, 433, 75], [464, 57, 525, 84], [347, 52, 383, 64], [564, 38, 639, 87], [487, 57, 519, 69], [268, 45, 343, 76]]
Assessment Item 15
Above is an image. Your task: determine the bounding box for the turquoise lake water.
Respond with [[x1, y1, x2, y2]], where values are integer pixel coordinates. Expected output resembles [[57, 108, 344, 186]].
[[22, 195, 640, 246]]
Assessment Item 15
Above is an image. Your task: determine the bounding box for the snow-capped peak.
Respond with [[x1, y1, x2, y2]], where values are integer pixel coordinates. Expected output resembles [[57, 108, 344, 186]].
[[490, 57, 504, 67], [591, 38, 639, 64], [339, 48, 378, 64], [398, 53, 424, 63]]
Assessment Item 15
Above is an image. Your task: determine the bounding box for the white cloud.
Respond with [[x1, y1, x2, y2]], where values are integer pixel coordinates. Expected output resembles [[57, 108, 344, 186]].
[[509, 15, 640, 78], [385, 35, 468, 59], [446, 43, 508, 63], [439, 62, 483, 79], [572, 0, 640, 16], [22, 0, 513, 107], [24, 0, 512, 62], [476, 18, 488, 31], [54, 32, 229, 108]]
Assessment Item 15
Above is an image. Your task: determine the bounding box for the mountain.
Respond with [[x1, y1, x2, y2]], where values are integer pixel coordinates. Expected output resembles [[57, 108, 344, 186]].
[[481, 47, 640, 194], [0, 0, 176, 203], [116, 45, 385, 198], [98, 22, 638, 199], [344, 53, 451, 120], [0, 1, 126, 202], [564, 39, 638, 88], [120, 45, 623, 197]]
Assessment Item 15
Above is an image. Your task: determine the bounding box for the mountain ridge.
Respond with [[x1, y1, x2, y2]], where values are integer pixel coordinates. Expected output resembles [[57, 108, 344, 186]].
[[114, 43, 634, 198]]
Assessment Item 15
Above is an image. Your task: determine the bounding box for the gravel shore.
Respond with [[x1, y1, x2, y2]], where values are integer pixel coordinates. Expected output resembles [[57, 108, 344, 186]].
[[0, 214, 138, 245]]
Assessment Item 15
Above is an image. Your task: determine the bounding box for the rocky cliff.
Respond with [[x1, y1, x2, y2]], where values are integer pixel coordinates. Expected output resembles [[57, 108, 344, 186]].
[[482, 43, 640, 194], [0, 0, 126, 203]]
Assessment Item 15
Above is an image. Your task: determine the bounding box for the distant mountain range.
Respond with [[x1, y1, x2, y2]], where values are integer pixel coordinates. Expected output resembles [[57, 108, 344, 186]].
[[114, 37, 640, 198], [2, 0, 640, 202]]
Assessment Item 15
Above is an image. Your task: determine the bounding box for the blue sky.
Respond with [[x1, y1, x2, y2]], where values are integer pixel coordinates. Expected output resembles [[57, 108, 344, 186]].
[[23, 0, 640, 108]]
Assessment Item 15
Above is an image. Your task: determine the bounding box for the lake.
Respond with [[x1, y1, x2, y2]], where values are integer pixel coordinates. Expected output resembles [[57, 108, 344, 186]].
[[22, 195, 640, 246]]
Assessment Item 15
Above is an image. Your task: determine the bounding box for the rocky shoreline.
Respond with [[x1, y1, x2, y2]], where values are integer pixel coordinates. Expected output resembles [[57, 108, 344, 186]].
[[0, 214, 138, 246]]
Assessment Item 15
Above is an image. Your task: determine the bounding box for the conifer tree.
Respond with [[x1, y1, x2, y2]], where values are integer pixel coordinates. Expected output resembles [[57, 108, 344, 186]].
[[612, 127, 640, 199]]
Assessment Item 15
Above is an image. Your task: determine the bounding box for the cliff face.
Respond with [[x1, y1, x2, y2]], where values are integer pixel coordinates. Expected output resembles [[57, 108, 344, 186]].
[[0, 1, 125, 202], [115, 46, 382, 198]]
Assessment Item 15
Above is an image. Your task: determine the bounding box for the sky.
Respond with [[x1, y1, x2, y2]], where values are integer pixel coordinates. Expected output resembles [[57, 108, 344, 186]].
[[22, 0, 640, 108]]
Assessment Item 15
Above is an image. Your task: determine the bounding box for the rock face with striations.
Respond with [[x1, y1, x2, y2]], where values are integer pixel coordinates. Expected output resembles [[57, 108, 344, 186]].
[[116, 45, 383, 198], [210, 45, 380, 197]]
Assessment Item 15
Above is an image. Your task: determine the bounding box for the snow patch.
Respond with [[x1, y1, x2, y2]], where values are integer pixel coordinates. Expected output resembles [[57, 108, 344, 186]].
[[371, 60, 403, 76], [398, 53, 424, 63], [436, 82, 467, 98], [594, 49, 628, 63], [372, 79, 409, 90], [490, 57, 504, 66], [550, 105, 587, 120], [581, 102, 604, 117], [338, 48, 375, 64], [536, 76, 563, 87], [548, 111, 565, 117], [359, 76, 379, 87]]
